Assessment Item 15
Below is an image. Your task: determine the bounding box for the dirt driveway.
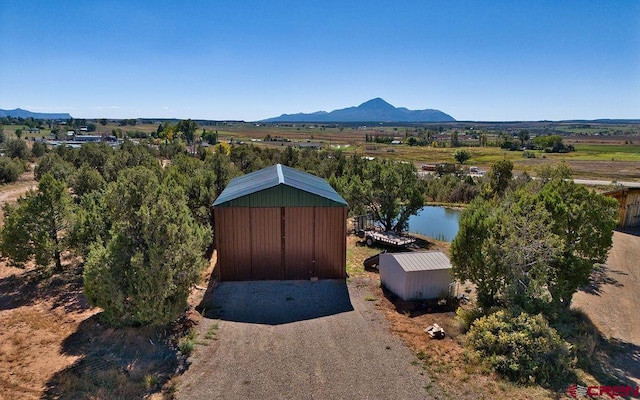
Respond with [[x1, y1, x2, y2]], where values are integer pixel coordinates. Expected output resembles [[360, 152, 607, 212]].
[[176, 280, 433, 400], [572, 230, 640, 385]]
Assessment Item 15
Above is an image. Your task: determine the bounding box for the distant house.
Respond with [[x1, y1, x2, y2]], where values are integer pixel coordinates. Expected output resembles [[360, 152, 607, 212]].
[[379, 252, 454, 300], [604, 186, 640, 229], [390, 140, 402, 145]]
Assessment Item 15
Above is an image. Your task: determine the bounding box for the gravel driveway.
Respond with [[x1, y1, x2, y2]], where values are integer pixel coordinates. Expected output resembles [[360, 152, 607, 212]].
[[176, 280, 433, 400]]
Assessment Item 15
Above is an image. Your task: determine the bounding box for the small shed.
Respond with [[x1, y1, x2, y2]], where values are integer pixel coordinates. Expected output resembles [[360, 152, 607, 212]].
[[379, 252, 454, 300], [605, 186, 640, 229], [213, 164, 347, 281]]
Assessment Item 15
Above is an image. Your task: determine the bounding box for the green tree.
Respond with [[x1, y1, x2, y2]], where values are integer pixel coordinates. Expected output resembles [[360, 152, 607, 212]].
[[35, 153, 76, 183], [361, 160, 424, 233], [15, 129, 23, 139], [452, 171, 618, 311], [453, 149, 471, 164], [83, 168, 211, 327], [450, 198, 504, 307], [176, 119, 198, 144], [71, 164, 106, 198], [0, 174, 75, 271], [539, 179, 618, 307], [487, 159, 513, 197], [518, 129, 529, 146]]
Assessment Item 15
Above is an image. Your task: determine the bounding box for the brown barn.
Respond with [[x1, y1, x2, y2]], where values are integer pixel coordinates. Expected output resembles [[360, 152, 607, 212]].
[[605, 186, 640, 229], [213, 164, 348, 281]]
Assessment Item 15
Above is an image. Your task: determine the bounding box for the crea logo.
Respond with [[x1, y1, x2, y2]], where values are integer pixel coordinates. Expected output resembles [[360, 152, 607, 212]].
[[566, 383, 640, 398]]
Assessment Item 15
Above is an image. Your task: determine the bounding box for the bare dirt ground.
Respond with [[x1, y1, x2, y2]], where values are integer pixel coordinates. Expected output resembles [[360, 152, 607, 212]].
[[0, 168, 37, 225], [0, 168, 190, 399], [572, 230, 640, 386]]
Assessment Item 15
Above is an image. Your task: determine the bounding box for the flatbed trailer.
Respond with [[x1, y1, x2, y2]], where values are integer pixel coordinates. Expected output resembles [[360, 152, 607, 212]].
[[359, 229, 416, 248]]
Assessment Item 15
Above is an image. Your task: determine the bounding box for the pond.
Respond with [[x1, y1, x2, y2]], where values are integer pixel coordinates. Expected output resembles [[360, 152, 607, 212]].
[[407, 206, 461, 242]]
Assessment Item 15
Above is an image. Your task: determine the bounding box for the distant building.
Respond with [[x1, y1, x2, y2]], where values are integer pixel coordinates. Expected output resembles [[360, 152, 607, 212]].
[[297, 142, 321, 149], [390, 140, 402, 145], [74, 135, 102, 143]]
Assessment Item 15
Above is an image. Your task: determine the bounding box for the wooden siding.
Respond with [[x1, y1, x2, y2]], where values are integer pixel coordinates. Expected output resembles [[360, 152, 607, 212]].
[[215, 206, 346, 281], [607, 188, 640, 229]]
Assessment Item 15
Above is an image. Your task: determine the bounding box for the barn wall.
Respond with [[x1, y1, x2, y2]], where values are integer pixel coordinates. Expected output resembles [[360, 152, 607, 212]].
[[379, 254, 406, 299], [607, 189, 640, 229], [215, 206, 346, 281], [214, 207, 252, 281], [403, 269, 453, 300], [313, 207, 347, 279], [623, 191, 640, 229]]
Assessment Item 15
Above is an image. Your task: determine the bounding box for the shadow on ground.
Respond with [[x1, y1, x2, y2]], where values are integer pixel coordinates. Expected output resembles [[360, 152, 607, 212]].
[[580, 264, 625, 296], [558, 310, 640, 389], [617, 228, 640, 237], [42, 315, 183, 400], [0, 257, 89, 313], [197, 279, 354, 325]]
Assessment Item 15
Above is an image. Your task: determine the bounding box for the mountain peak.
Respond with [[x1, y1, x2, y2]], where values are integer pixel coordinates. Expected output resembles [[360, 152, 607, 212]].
[[260, 99, 455, 123], [358, 98, 394, 109]]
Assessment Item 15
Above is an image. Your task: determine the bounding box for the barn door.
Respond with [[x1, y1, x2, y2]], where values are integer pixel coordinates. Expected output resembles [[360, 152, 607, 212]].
[[250, 208, 282, 280], [284, 207, 315, 279]]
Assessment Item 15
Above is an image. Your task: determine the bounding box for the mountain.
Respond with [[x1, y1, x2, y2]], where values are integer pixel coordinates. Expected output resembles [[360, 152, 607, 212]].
[[0, 108, 72, 119], [261, 98, 455, 123]]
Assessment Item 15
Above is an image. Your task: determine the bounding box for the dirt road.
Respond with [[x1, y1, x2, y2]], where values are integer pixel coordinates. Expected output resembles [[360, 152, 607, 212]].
[[176, 280, 433, 400]]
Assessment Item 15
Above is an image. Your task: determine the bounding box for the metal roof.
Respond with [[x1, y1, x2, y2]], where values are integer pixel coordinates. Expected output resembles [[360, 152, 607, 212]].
[[213, 164, 347, 207], [387, 252, 452, 272]]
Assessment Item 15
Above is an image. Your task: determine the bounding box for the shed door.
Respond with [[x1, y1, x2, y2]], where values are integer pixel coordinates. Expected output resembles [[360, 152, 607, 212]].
[[250, 207, 283, 280], [284, 207, 315, 279]]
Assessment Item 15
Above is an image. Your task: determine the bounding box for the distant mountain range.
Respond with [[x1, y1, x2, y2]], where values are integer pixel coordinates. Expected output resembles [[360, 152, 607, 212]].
[[260, 98, 455, 123], [0, 108, 72, 119]]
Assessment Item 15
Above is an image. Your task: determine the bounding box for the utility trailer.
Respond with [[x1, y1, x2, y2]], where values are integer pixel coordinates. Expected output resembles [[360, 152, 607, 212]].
[[353, 213, 416, 248]]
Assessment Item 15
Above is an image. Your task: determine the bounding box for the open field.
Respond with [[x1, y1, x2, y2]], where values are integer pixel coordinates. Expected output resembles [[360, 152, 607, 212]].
[[3, 119, 639, 181]]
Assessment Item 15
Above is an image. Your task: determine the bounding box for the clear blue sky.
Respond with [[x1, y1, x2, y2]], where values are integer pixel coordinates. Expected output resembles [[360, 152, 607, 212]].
[[1, 1, 638, 121]]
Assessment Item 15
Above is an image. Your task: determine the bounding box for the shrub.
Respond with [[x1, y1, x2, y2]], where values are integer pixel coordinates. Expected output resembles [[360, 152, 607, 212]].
[[35, 153, 76, 182], [466, 310, 573, 386], [455, 306, 485, 333], [0, 157, 26, 183], [5, 138, 30, 159]]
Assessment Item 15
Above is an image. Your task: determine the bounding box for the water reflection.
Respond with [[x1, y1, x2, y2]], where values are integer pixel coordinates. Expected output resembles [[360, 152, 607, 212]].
[[407, 206, 461, 242]]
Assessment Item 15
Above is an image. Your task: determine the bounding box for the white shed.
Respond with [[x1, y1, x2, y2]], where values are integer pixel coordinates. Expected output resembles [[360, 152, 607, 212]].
[[379, 252, 454, 301]]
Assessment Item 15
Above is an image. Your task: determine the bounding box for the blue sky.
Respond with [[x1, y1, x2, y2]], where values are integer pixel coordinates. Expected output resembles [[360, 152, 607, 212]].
[[1, 1, 638, 121]]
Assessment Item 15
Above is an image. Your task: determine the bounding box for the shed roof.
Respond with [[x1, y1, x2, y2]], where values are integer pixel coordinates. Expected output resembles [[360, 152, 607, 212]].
[[213, 164, 347, 207], [387, 252, 452, 272]]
